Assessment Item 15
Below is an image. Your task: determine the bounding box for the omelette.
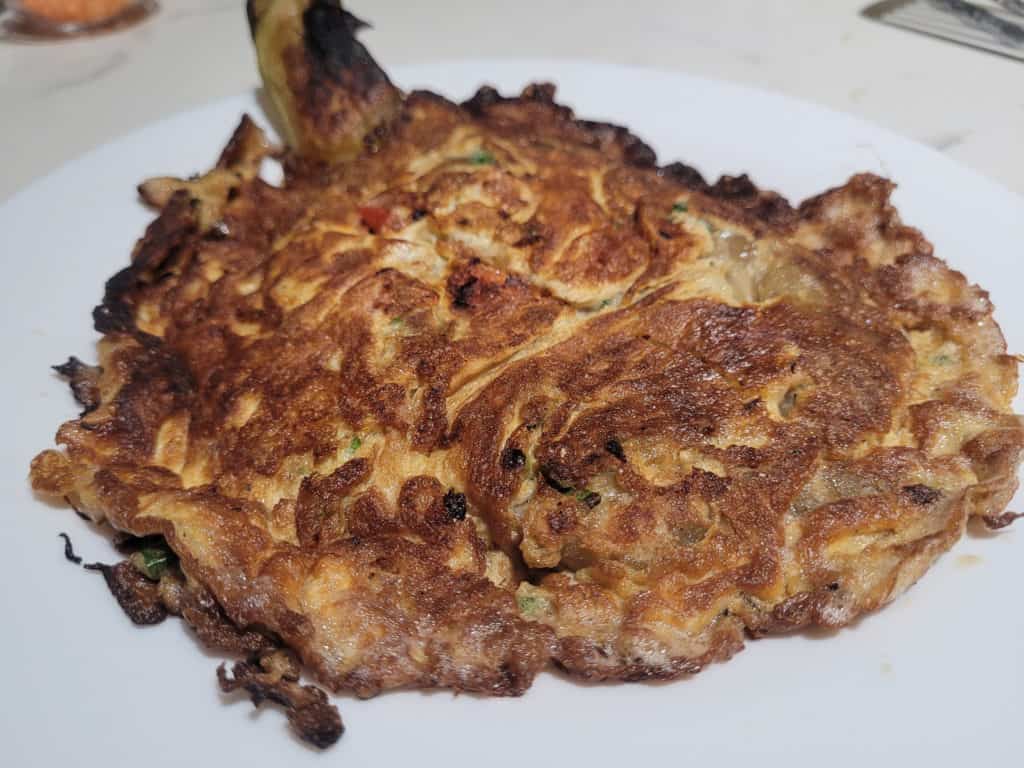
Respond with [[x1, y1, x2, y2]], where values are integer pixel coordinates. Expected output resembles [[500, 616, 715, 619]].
[[30, 0, 1023, 748]]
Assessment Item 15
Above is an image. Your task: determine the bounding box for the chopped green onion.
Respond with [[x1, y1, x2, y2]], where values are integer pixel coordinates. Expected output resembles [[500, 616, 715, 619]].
[[349, 436, 362, 453], [130, 547, 171, 581], [516, 594, 548, 615], [598, 298, 613, 309], [389, 316, 404, 328], [672, 201, 689, 213], [468, 149, 495, 165]]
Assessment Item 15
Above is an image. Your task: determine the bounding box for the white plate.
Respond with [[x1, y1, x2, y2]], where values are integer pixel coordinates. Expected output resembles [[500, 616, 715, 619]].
[[2, 60, 1022, 768]]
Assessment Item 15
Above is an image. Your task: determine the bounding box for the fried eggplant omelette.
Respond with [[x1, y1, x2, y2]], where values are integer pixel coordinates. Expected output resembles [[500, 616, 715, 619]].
[[30, 0, 1023, 744]]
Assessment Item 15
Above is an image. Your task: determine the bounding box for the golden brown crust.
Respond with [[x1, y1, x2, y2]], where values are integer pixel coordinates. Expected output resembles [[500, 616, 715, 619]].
[[30, 9, 1022, 709]]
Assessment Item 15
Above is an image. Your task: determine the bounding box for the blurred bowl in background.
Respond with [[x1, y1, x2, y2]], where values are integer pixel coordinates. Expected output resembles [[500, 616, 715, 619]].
[[1, 0, 157, 40]]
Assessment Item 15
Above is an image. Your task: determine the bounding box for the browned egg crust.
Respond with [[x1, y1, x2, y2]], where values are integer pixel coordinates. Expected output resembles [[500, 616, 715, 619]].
[[31, 61, 1022, 699]]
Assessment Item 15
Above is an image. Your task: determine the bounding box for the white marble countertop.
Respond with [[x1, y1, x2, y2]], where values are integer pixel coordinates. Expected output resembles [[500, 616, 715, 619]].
[[1, 0, 1022, 202]]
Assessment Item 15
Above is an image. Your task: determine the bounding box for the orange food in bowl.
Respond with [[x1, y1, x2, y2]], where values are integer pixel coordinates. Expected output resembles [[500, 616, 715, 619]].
[[19, 0, 134, 25]]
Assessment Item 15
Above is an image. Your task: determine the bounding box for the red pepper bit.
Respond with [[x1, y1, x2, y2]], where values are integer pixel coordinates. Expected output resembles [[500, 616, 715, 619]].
[[358, 205, 390, 232]]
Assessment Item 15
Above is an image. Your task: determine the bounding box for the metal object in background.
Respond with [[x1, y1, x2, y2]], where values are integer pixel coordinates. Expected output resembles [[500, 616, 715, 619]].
[[996, 0, 1024, 18], [864, 0, 1024, 61]]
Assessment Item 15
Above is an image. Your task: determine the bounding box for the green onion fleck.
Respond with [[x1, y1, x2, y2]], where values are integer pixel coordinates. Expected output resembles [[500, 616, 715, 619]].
[[599, 298, 613, 309], [672, 202, 689, 213], [130, 547, 171, 581], [468, 149, 495, 165], [349, 436, 362, 453], [390, 316, 404, 328], [517, 594, 547, 615]]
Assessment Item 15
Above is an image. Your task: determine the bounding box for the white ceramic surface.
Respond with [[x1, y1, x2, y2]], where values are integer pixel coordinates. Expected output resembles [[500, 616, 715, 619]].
[[1, 60, 1021, 767]]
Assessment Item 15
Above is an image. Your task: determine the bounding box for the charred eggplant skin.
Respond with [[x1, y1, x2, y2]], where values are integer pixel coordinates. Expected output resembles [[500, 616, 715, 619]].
[[247, 0, 401, 162]]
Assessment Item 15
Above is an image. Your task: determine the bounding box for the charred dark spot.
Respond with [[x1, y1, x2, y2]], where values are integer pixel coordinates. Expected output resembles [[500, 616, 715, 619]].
[[575, 118, 657, 168], [577, 490, 602, 509], [902, 484, 942, 505], [660, 161, 710, 192], [84, 560, 168, 625], [710, 174, 759, 200], [93, 267, 139, 333], [737, 188, 794, 225], [827, 582, 840, 592], [622, 138, 658, 168], [605, 439, 626, 462], [521, 82, 557, 103], [451, 276, 477, 308], [461, 85, 502, 116], [94, 191, 198, 335], [658, 229, 673, 240], [218, 651, 344, 749], [514, 232, 544, 248], [302, 1, 374, 83], [58, 532, 82, 565], [513, 220, 546, 248], [360, 122, 389, 154], [501, 447, 526, 471], [443, 489, 467, 521], [53, 356, 101, 414], [743, 398, 762, 413], [539, 464, 572, 494], [410, 208, 427, 221]]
